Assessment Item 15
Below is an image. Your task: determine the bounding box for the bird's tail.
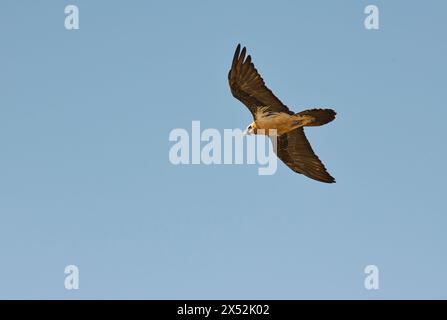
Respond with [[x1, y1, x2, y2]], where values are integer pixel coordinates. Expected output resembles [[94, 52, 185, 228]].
[[295, 108, 336, 127]]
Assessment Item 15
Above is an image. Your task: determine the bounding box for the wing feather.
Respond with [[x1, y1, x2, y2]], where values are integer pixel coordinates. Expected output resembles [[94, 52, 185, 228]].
[[274, 128, 335, 183], [228, 44, 292, 117]]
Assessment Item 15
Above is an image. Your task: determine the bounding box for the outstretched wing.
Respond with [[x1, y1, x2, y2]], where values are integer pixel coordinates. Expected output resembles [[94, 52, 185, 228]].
[[228, 44, 293, 117], [274, 128, 335, 183]]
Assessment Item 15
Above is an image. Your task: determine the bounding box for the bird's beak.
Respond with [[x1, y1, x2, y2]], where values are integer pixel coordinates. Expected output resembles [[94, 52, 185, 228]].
[[243, 127, 253, 135]]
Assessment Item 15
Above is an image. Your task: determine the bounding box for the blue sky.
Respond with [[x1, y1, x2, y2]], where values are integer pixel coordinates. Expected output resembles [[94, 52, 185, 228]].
[[0, 0, 446, 299]]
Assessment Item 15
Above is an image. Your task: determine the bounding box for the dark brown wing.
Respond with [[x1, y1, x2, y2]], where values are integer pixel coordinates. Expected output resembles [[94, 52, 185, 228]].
[[274, 128, 335, 183], [228, 44, 293, 117]]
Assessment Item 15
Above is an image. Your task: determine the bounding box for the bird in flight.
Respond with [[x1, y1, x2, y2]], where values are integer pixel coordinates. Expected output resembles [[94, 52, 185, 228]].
[[228, 44, 336, 183]]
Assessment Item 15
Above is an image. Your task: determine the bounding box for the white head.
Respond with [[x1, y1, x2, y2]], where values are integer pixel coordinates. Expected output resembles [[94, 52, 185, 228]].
[[243, 122, 257, 135]]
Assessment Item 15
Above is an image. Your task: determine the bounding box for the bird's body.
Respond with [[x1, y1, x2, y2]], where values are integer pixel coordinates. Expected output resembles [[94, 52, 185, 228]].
[[251, 107, 322, 136], [228, 44, 336, 183]]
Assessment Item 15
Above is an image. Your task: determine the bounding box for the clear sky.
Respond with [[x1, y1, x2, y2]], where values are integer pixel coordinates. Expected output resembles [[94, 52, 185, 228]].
[[1, 0, 446, 299]]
